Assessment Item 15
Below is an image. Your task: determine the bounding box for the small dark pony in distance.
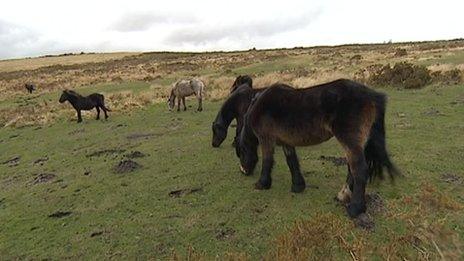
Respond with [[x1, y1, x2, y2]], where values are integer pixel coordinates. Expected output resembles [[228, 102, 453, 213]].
[[212, 75, 263, 149], [59, 90, 111, 123], [238, 79, 400, 218], [25, 83, 36, 93]]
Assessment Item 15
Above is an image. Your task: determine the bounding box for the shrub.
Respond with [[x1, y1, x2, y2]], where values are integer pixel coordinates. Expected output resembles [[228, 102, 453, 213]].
[[360, 62, 431, 89], [431, 69, 463, 84], [394, 48, 408, 57]]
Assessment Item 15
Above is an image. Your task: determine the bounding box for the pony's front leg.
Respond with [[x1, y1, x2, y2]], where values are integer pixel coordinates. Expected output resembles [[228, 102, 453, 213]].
[[182, 97, 187, 111], [345, 148, 368, 218], [77, 110, 82, 123], [177, 97, 181, 112], [255, 140, 274, 190], [96, 107, 100, 120], [282, 145, 306, 193], [197, 97, 203, 111], [336, 166, 353, 203]]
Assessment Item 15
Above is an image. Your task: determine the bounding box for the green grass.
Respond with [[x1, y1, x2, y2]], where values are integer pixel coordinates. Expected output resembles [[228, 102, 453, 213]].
[[1, 85, 463, 259]]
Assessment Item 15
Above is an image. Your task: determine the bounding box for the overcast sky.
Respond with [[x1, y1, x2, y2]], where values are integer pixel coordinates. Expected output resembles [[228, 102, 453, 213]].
[[0, 0, 463, 59]]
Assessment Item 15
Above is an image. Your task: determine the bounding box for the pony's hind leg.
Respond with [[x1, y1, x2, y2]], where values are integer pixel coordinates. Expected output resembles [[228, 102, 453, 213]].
[[282, 145, 306, 193], [197, 97, 203, 111], [96, 107, 100, 120], [77, 110, 82, 123], [182, 97, 187, 111], [255, 139, 274, 190]]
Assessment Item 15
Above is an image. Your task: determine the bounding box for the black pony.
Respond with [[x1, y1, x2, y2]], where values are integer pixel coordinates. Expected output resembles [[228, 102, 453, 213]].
[[238, 79, 400, 218], [25, 83, 36, 94], [59, 90, 110, 123], [212, 85, 264, 149], [230, 75, 253, 93], [212, 75, 260, 148]]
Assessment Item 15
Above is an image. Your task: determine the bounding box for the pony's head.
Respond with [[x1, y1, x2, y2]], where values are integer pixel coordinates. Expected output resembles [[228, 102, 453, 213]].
[[230, 75, 253, 93], [167, 89, 175, 110], [211, 121, 227, 147], [237, 120, 258, 175], [59, 90, 69, 103]]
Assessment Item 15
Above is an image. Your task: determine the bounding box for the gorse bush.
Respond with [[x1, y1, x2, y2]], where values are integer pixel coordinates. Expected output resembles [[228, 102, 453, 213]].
[[358, 62, 432, 89]]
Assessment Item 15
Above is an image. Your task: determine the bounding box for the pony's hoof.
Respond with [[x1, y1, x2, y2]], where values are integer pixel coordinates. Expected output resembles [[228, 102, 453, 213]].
[[255, 181, 271, 190], [291, 183, 306, 193], [346, 203, 366, 218]]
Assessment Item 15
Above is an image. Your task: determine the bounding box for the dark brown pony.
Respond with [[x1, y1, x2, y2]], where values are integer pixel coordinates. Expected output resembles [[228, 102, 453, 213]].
[[25, 83, 36, 93], [59, 90, 110, 123], [212, 85, 265, 149], [230, 75, 253, 93], [212, 75, 260, 148], [238, 79, 400, 218]]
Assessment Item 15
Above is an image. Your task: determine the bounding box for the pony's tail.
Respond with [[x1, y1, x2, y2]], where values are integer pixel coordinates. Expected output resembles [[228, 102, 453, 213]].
[[364, 95, 401, 181], [100, 95, 112, 111]]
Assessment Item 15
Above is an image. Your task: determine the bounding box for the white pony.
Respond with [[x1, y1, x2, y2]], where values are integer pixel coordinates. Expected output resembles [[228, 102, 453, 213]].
[[168, 78, 205, 111]]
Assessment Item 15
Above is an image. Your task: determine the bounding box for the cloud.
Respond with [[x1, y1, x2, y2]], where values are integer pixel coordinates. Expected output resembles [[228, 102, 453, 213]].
[[109, 11, 198, 32], [164, 10, 322, 46]]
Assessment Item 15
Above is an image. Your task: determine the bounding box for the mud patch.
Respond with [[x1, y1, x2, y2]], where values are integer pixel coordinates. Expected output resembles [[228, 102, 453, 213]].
[[216, 227, 236, 240], [33, 156, 49, 166], [169, 187, 203, 198], [319, 155, 346, 166], [441, 173, 463, 185], [32, 173, 56, 185], [354, 213, 375, 230], [126, 133, 158, 140], [366, 192, 386, 214], [48, 211, 72, 218], [2, 156, 20, 167], [422, 107, 444, 116], [124, 151, 146, 159], [68, 128, 85, 135], [113, 160, 141, 174], [90, 231, 104, 237], [86, 149, 126, 158]]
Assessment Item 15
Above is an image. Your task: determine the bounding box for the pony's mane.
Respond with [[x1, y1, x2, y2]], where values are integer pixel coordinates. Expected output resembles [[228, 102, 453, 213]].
[[65, 90, 82, 98]]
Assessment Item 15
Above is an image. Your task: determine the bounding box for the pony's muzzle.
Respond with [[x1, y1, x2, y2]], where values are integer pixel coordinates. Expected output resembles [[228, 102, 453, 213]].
[[239, 165, 247, 174]]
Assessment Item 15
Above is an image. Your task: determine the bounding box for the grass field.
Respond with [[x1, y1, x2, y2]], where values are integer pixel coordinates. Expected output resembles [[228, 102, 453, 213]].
[[1, 40, 464, 259]]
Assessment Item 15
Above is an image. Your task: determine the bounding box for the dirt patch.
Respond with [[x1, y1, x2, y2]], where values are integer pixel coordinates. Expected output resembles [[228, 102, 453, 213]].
[[86, 149, 126, 158], [422, 108, 444, 116], [216, 227, 236, 240], [319, 155, 346, 167], [169, 187, 203, 198], [441, 173, 463, 185], [68, 128, 85, 135], [354, 213, 375, 230], [2, 156, 20, 167], [124, 151, 146, 159], [32, 173, 56, 185], [366, 192, 386, 214], [48, 211, 72, 218], [113, 160, 141, 174], [126, 133, 158, 140], [90, 231, 104, 237], [33, 156, 49, 166]]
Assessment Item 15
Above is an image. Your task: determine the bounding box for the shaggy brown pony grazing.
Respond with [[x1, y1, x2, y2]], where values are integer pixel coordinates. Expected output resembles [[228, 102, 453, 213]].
[[212, 84, 265, 149], [238, 79, 400, 218], [212, 75, 260, 148], [59, 90, 110, 123]]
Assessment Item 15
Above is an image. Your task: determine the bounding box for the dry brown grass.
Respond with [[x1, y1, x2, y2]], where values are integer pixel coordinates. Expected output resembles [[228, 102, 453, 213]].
[[0, 52, 138, 73]]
